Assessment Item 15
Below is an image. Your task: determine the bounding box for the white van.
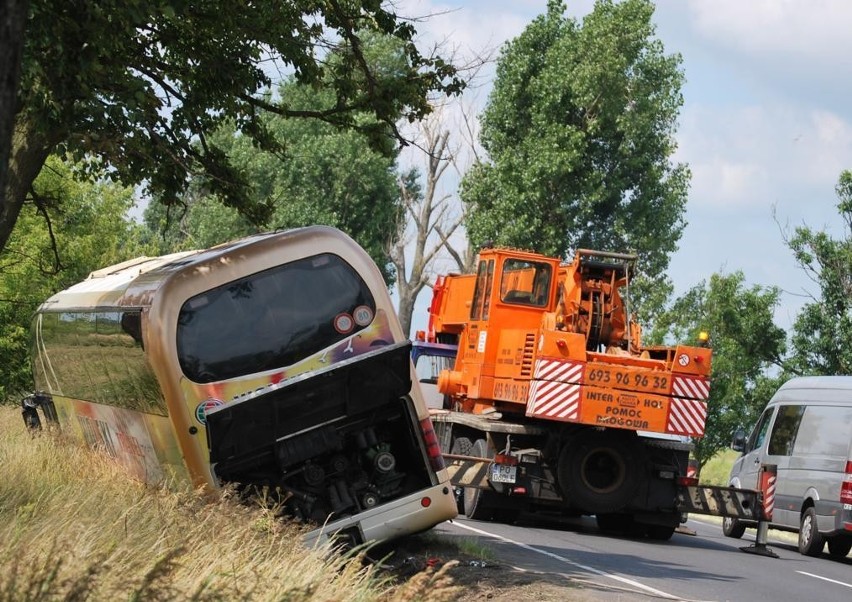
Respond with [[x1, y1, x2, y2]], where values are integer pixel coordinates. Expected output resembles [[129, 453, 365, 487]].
[[723, 376, 852, 559]]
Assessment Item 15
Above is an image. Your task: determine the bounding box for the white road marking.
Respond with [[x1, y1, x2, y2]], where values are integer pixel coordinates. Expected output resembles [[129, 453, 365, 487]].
[[450, 520, 697, 601], [797, 571, 852, 589]]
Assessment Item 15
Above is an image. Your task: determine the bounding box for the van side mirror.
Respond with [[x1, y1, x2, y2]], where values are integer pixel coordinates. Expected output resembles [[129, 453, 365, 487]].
[[731, 428, 746, 452]]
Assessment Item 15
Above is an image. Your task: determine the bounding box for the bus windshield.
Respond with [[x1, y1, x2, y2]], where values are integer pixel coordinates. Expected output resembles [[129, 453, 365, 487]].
[[177, 253, 376, 383]]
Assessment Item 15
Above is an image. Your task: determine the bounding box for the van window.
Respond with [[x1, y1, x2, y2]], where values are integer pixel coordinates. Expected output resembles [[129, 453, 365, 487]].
[[767, 405, 804, 456], [744, 408, 773, 454], [792, 405, 852, 457]]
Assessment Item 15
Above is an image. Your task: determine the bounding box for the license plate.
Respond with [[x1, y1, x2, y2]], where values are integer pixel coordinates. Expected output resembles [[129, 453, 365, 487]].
[[490, 464, 517, 484]]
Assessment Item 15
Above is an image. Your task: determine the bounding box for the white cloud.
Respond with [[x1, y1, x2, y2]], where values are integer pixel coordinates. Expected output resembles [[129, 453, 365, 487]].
[[398, 1, 531, 61], [670, 0, 852, 109], [676, 103, 852, 212], [685, 0, 852, 63]]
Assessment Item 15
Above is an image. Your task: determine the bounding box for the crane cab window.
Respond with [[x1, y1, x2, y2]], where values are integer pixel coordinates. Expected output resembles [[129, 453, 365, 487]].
[[470, 259, 495, 321], [500, 260, 552, 307]]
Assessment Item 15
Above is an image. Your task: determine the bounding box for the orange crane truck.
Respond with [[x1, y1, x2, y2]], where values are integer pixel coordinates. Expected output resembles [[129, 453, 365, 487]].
[[423, 246, 713, 539]]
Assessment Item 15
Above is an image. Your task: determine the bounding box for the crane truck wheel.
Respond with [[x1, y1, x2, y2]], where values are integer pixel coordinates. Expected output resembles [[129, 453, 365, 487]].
[[463, 440, 496, 521], [557, 431, 643, 514], [721, 516, 746, 539], [450, 437, 473, 513], [595, 513, 633, 534]]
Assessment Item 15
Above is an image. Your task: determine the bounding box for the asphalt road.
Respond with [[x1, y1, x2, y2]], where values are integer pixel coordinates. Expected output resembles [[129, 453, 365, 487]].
[[435, 514, 852, 601]]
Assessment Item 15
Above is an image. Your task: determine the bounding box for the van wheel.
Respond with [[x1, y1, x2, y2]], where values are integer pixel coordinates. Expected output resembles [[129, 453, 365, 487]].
[[827, 537, 851, 559], [799, 507, 825, 556], [722, 516, 746, 539]]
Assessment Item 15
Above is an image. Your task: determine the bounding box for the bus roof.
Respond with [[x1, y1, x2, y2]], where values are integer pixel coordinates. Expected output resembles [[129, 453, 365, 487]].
[[37, 229, 336, 312]]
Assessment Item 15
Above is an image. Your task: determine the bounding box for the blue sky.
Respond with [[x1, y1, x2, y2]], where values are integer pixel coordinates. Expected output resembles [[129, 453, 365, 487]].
[[397, 0, 852, 334]]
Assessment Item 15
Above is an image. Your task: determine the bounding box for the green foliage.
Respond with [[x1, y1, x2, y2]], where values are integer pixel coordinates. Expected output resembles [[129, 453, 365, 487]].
[[461, 0, 689, 318], [4, 0, 462, 255], [143, 74, 402, 282], [698, 448, 739, 486], [786, 170, 852, 375], [0, 157, 148, 401], [650, 272, 786, 466]]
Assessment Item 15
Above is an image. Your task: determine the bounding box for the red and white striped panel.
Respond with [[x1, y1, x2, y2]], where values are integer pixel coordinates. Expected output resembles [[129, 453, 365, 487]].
[[534, 358, 584, 383], [666, 398, 707, 436], [526, 380, 581, 421], [763, 474, 777, 519], [672, 374, 710, 400]]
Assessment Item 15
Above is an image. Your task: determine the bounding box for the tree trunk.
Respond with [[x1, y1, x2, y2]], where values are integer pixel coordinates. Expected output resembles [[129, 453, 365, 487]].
[[0, 0, 30, 230], [1, 111, 52, 254], [397, 288, 415, 339]]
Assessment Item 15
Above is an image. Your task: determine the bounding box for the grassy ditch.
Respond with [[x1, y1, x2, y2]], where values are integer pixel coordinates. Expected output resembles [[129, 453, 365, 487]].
[[0, 405, 460, 601]]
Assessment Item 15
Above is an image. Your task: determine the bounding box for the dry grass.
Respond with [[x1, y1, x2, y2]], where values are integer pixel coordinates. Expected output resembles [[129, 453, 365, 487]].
[[0, 405, 461, 601]]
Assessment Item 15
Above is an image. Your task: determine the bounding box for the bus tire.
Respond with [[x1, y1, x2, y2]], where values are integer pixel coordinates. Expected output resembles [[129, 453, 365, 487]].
[[558, 431, 642, 514]]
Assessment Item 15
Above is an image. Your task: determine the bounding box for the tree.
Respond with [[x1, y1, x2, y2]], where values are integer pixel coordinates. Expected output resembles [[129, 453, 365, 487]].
[[460, 0, 688, 318], [0, 0, 28, 204], [390, 110, 470, 336], [2, 0, 462, 256], [785, 170, 852, 375], [648, 272, 786, 468], [144, 74, 403, 282], [0, 156, 148, 401]]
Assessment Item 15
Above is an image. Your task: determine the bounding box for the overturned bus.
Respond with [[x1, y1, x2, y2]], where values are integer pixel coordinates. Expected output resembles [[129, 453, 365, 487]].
[[26, 226, 457, 544]]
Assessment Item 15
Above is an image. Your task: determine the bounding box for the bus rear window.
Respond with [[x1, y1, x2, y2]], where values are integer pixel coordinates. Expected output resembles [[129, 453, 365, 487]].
[[177, 253, 376, 383]]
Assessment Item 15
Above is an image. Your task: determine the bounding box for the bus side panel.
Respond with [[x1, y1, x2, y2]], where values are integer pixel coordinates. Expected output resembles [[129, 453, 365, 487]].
[[50, 395, 188, 485]]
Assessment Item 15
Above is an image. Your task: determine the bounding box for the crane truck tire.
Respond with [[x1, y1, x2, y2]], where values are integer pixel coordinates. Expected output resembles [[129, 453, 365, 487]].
[[596, 513, 634, 534], [646, 524, 676, 541], [463, 440, 496, 521], [722, 516, 746, 539], [450, 436, 473, 513], [462, 439, 521, 524], [558, 430, 643, 513]]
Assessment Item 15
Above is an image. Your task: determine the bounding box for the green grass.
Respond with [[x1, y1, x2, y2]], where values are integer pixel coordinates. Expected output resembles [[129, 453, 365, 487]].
[[0, 405, 460, 601], [698, 448, 739, 486], [453, 537, 496, 562]]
